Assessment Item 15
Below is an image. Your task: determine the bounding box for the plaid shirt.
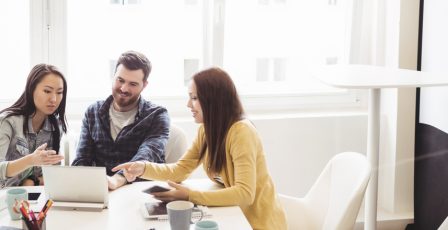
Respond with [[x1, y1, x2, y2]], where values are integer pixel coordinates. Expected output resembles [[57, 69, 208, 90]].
[[72, 96, 170, 176]]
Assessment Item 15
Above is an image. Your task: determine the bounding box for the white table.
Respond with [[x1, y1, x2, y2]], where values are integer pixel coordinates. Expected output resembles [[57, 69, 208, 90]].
[[314, 64, 448, 230], [0, 179, 252, 230]]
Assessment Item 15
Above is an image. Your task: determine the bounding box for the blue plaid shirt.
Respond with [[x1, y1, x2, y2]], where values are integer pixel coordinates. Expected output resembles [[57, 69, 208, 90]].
[[72, 96, 170, 176]]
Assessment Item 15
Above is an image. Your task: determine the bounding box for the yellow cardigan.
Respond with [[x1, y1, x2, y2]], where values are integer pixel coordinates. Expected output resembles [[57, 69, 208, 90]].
[[141, 119, 287, 230]]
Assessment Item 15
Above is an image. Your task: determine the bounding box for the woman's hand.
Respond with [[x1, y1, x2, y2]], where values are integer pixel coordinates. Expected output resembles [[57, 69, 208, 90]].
[[111, 161, 145, 182], [151, 181, 190, 202], [6, 143, 63, 178], [29, 143, 64, 166]]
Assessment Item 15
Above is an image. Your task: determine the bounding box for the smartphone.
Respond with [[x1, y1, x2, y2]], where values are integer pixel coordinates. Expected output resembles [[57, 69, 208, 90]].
[[28, 192, 41, 203], [142, 185, 170, 194]]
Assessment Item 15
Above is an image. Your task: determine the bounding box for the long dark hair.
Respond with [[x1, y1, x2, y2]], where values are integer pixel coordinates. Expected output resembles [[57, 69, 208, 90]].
[[194, 67, 244, 173], [0, 64, 68, 152]]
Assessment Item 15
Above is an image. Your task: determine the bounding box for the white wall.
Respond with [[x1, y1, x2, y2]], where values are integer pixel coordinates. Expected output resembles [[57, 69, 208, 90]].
[[252, 114, 367, 196], [173, 114, 368, 197], [419, 0, 448, 133]]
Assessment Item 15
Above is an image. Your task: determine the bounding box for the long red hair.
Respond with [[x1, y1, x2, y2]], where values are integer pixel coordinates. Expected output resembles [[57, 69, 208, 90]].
[[193, 67, 244, 173]]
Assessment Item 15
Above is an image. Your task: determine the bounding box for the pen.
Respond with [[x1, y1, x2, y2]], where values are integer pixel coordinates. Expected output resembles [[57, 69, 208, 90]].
[[21, 216, 34, 230], [29, 210, 42, 230], [19, 203, 30, 220], [19, 205, 29, 220], [29, 210, 37, 221], [38, 199, 53, 220], [19, 205, 34, 230]]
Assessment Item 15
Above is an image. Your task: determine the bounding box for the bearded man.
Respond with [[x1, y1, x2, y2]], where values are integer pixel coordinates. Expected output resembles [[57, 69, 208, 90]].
[[72, 51, 170, 190]]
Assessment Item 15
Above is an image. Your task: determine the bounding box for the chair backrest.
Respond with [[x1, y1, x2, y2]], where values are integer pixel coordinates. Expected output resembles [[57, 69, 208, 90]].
[[164, 124, 188, 163], [62, 125, 188, 165], [306, 152, 371, 229], [61, 131, 80, 166]]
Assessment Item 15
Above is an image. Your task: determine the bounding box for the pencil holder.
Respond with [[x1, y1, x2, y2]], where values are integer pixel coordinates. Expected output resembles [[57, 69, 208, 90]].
[[22, 218, 46, 230]]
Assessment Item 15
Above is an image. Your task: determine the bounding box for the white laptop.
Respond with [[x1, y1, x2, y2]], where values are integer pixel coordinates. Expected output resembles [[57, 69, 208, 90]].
[[42, 165, 108, 211]]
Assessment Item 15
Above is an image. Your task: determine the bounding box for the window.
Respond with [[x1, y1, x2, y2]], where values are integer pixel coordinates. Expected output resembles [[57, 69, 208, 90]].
[[66, 0, 203, 99], [1, 0, 362, 116], [0, 0, 30, 100], [222, 0, 350, 95]]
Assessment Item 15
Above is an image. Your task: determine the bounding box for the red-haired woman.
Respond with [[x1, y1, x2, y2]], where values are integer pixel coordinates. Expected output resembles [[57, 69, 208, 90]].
[[113, 67, 286, 230]]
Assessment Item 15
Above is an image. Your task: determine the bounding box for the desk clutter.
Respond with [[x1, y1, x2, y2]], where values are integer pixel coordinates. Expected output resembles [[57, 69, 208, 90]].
[[0, 180, 252, 229], [17, 199, 53, 230]]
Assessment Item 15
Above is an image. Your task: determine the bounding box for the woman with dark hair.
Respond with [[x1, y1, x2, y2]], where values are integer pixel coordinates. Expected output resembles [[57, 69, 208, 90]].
[[0, 64, 66, 187], [113, 67, 287, 230]]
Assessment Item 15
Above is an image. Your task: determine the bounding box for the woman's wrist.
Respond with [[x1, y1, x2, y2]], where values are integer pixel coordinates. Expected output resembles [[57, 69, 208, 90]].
[[138, 161, 146, 177], [23, 154, 35, 167]]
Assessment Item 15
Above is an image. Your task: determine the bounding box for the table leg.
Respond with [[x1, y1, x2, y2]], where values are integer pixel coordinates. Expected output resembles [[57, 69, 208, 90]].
[[365, 89, 380, 230]]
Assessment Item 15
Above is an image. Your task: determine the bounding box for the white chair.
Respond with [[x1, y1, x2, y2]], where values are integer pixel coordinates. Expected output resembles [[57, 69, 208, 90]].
[[61, 125, 187, 165], [165, 124, 188, 163], [279, 152, 371, 230], [61, 131, 79, 166]]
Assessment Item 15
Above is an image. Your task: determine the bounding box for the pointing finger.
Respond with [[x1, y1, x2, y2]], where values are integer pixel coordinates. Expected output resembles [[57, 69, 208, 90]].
[[112, 163, 131, 172]]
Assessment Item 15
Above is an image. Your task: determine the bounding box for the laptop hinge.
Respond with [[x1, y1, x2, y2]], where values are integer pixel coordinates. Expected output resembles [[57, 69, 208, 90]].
[[53, 201, 107, 211]]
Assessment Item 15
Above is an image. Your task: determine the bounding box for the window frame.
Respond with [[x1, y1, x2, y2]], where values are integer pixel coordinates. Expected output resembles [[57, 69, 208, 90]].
[[21, 0, 366, 119]]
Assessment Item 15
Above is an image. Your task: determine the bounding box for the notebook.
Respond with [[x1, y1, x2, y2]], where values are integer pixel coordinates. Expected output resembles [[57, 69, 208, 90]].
[[42, 165, 108, 211], [140, 201, 210, 220]]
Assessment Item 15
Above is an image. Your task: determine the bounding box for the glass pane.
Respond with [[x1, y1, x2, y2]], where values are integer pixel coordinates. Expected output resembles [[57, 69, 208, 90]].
[[224, 0, 348, 94], [66, 0, 203, 99], [0, 0, 30, 100]]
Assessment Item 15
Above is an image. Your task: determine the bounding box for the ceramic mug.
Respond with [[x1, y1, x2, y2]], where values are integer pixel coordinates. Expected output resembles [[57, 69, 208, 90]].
[[167, 200, 203, 230], [195, 220, 219, 230], [6, 188, 28, 220]]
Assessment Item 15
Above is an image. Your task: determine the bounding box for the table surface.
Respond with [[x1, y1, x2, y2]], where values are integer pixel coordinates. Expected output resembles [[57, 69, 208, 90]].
[[314, 64, 448, 89], [0, 179, 252, 230]]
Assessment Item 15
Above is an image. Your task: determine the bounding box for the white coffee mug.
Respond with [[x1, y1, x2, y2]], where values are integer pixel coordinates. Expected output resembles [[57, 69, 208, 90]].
[[167, 201, 203, 230], [6, 188, 28, 220]]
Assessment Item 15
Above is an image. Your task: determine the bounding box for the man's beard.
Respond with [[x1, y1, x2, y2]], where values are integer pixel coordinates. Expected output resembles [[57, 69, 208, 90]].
[[112, 90, 139, 108]]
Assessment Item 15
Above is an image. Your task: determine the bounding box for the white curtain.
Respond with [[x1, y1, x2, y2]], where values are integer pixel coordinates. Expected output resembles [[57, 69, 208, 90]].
[[349, 0, 400, 67]]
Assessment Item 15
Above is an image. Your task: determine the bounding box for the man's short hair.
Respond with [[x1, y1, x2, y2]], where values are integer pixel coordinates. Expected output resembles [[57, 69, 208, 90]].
[[115, 51, 152, 81]]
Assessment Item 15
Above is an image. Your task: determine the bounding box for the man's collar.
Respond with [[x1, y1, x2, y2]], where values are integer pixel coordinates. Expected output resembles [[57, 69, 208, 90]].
[[101, 95, 145, 119]]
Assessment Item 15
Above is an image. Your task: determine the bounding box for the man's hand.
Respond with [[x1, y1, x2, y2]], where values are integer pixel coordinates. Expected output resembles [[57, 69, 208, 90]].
[[112, 161, 145, 182], [107, 174, 127, 190]]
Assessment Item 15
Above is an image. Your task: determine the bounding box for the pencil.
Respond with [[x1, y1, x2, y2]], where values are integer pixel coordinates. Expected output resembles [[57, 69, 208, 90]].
[[37, 199, 53, 220]]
